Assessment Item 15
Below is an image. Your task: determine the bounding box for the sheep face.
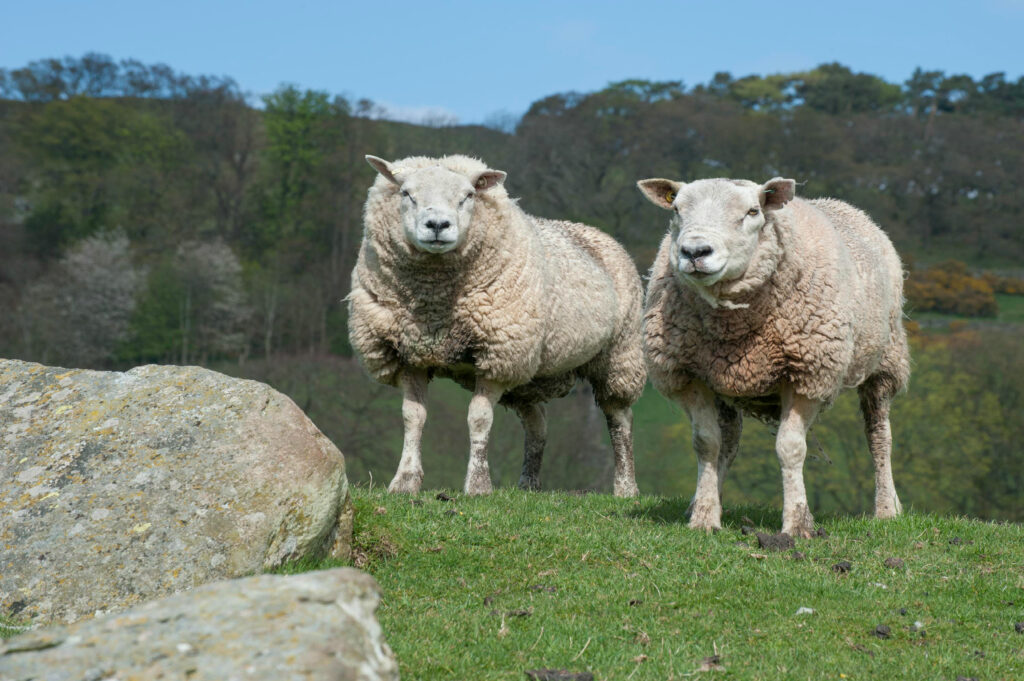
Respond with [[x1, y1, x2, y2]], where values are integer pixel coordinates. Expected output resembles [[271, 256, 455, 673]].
[[638, 177, 795, 288], [398, 166, 478, 254], [366, 155, 506, 255]]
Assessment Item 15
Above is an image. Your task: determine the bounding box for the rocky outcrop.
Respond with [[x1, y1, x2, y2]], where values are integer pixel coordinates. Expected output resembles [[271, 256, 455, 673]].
[[0, 568, 399, 681], [0, 359, 353, 623]]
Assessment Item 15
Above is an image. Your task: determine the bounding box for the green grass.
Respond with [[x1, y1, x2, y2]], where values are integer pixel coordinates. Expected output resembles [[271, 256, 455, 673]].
[[995, 294, 1024, 323], [309, 488, 1024, 680], [0, 616, 32, 640]]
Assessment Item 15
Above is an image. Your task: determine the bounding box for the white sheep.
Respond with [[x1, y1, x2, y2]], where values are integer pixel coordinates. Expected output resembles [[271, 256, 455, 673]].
[[638, 176, 910, 537], [348, 154, 646, 496]]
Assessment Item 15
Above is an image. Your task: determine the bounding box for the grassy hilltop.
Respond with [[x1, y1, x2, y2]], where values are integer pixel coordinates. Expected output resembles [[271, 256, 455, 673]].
[[278, 488, 1024, 681]]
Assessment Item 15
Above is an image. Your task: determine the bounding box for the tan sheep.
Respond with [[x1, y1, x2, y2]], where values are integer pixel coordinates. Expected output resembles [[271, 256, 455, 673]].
[[348, 154, 646, 496], [638, 176, 910, 537]]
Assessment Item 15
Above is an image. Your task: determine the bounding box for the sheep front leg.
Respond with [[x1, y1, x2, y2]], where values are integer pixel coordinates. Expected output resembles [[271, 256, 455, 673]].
[[515, 402, 546, 491], [601, 402, 639, 497], [388, 369, 429, 494], [678, 384, 722, 532], [465, 376, 505, 496], [777, 386, 821, 538]]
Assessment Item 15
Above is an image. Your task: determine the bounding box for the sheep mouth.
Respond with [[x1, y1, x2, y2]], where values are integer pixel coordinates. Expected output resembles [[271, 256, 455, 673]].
[[416, 238, 457, 254], [684, 266, 722, 279]]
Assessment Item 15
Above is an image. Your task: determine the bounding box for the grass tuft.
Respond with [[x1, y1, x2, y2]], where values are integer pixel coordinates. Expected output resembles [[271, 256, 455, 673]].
[[0, 616, 33, 640]]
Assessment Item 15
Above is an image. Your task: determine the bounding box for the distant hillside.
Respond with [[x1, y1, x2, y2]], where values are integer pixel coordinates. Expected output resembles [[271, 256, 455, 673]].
[[2, 58, 1023, 363], [1, 56, 1021, 523]]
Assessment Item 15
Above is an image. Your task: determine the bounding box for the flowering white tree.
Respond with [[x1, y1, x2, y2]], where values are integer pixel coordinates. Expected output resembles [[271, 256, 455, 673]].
[[173, 239, 251, 362], [21, 230, 143, 367]]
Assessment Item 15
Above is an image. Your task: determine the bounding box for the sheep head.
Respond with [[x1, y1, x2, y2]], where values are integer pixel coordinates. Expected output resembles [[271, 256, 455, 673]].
[[366, 155, 506, 255], [638, 176, 795, 288]]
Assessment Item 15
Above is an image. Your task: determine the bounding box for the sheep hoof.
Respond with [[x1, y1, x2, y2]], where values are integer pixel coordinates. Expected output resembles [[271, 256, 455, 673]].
[[388, 471, 423, 494], [465, 471, 493, 496], [784, 526, 815, 540], [782, 505, 816, 539], [688, 500, 722, 532], [517, 475, 541, 491]]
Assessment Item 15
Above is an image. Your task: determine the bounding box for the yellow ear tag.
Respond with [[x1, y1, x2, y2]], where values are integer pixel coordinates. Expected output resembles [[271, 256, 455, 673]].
[[665, 191, 675, 203]]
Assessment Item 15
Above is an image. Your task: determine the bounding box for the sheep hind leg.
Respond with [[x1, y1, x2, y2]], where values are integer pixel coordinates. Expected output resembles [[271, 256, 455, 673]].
[[515, 402, 546, 491], [601, 401, 639, 498], [859, 377, 902, 519], [388, 369, 429, 494], [715, 400, 743, 501], [776, 386, 821, 538], [678, 384, 723, 532], [464, 376, 505, 496]]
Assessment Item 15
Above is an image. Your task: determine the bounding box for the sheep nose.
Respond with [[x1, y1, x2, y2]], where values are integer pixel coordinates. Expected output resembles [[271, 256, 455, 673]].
[[425, 219, 450, 233], [681, 244, 713, 261]]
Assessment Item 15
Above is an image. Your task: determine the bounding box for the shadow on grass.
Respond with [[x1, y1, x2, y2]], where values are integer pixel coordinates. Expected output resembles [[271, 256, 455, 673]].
[[627, 498, 787, 532]]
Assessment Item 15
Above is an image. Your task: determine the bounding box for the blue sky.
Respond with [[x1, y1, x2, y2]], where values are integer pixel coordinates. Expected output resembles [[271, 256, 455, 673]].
[[2, 1, 1022, 124]]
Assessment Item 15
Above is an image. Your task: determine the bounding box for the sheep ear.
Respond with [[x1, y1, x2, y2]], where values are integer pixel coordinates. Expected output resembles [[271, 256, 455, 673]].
[[366, 155, 401, 186], [637, 178, 683, 210], [760, 177, 796, 210], [472, 169, 506, 192]]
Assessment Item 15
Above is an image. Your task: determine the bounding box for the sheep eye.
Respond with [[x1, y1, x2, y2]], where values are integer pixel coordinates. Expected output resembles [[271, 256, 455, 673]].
[[747, 207, 760, 217]]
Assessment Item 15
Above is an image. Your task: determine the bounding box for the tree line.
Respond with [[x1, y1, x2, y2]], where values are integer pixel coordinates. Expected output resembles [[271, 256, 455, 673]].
[[2, 54, 1023, 366], [0, 54, 1021, 519]]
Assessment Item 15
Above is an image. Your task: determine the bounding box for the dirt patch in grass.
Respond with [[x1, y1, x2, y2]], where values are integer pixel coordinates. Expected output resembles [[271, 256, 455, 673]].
[[525, 670, 593, 681], [351, 533, 399, 569], [832, 560, 852, 574], [756, 532, 795, 551]]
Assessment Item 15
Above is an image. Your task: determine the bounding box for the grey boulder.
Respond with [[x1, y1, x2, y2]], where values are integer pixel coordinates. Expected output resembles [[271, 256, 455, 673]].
[[0, 568, 399, 681], [0, 359, 353, 623]]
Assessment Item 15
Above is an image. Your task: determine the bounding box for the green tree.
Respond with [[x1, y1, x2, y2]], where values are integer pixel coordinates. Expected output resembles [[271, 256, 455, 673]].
[[255, 85, 341, 248], [727, 73, 791, 110], [15, 97, 185, 255], [796, 62, 902, 114]]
